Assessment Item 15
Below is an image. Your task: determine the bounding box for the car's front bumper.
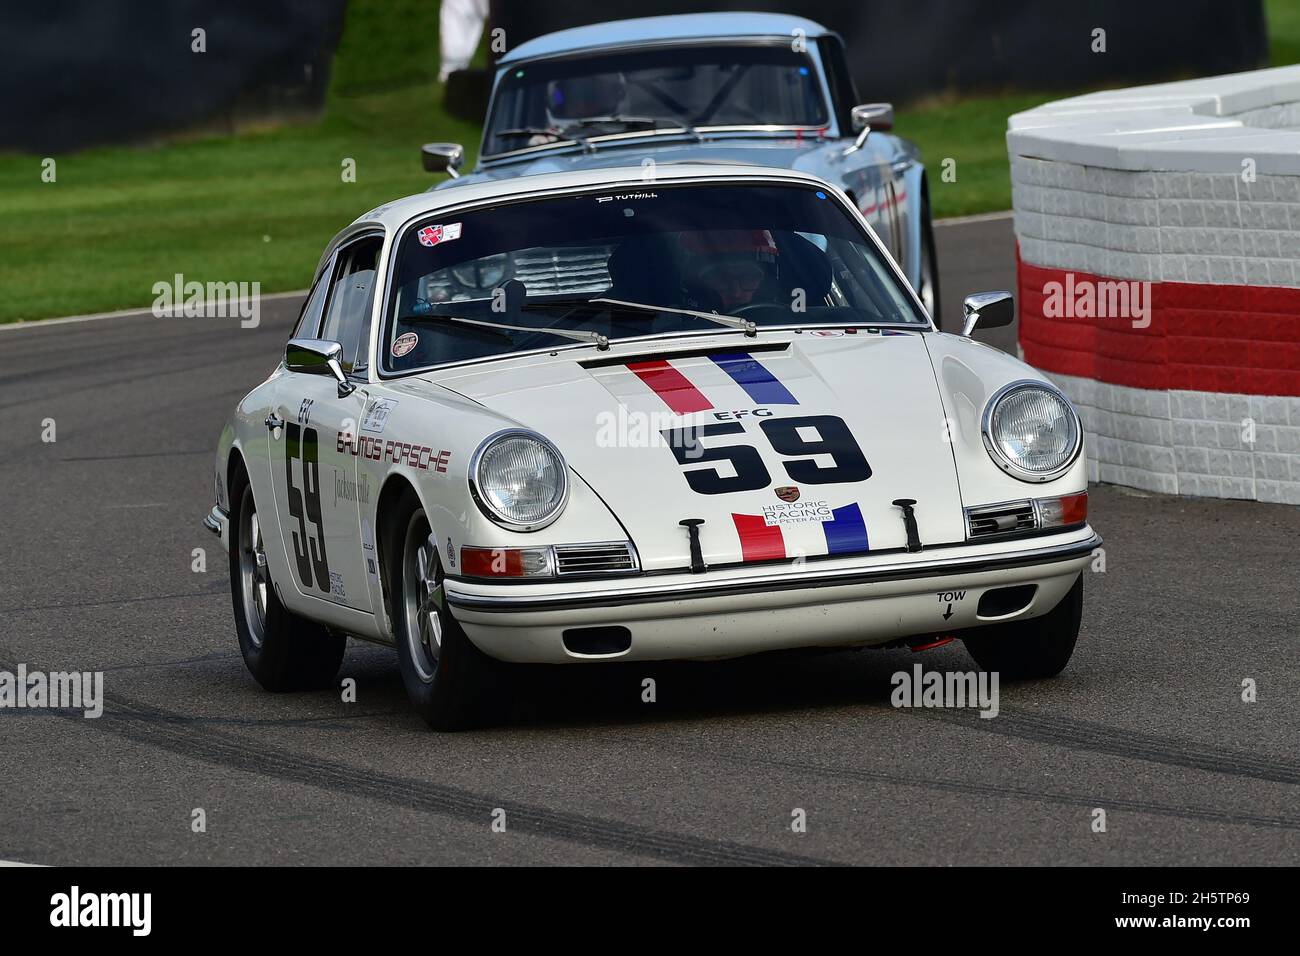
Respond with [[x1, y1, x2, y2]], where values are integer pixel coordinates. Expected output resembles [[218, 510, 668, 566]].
[[445, 527, 1101, 663]]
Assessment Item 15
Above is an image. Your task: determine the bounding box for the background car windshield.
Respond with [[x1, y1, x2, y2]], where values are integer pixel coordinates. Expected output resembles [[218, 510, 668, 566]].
[[484, 44, 827, 156], [383, 183, 928, 373]]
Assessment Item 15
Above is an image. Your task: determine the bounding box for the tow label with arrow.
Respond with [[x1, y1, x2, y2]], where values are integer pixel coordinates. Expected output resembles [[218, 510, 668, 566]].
[[937, 590, 966, 621]]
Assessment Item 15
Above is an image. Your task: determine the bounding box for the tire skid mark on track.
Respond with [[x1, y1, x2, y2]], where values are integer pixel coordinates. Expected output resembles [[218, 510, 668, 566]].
[[907, 705, 1300, 786], [0, 586, 227, 614], [0, 651, 828, 866], [691, 747, 1300, 831]]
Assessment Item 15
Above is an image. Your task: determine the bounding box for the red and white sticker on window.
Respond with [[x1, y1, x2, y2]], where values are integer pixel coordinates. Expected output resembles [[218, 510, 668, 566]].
[[417, 222, 462, 247]]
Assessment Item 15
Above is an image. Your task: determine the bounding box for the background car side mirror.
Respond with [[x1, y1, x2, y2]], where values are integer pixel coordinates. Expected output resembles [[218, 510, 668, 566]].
[[421, 142, 464, 178], [844, 103, 894, 155], [851, 103, 894, 133], [285, 337, 355, 397], [961, 292, 1014, 336]]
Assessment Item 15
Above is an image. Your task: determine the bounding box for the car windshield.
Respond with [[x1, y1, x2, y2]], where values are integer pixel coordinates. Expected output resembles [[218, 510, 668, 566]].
[[484, 43, 828, 157], [381, 183, 928, 374]]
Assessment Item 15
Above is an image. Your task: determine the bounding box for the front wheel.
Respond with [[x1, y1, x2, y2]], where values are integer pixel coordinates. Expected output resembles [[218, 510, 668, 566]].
[[229, 476, 345, 691], [387, 492, 498, 730], [961, 574, 1083, 679]]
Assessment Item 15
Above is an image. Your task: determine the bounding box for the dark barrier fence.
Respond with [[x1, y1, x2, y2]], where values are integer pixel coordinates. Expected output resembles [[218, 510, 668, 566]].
[[0, 0, 347, 153], [489, 0, 1267, 104]]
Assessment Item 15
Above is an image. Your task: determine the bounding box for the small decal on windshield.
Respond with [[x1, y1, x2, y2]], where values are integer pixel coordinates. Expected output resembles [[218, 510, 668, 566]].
[[392, 332, 419, 357], [417, 222, 462, 247], [595, 193, 658, 203]]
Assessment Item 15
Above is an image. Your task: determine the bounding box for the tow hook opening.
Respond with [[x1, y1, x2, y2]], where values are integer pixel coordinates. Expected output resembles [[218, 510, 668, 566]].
[[976, 584, 1038, 619], [562, 626, 632, 657]]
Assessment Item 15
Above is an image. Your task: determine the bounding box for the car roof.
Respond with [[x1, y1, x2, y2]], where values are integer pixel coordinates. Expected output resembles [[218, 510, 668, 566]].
[[498, 12, 832, 65], [346, 163, 835, 234]]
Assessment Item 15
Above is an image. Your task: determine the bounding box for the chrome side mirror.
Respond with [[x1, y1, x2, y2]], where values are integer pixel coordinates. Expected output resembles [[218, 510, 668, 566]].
[[961, 292, 1014, 337], [843, 103, 894, 156], [285, 338, 356, 397], [421, 142, 464, 178]]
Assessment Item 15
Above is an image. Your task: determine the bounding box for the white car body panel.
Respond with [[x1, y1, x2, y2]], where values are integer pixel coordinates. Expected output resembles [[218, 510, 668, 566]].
[[208, 164, 1097, 662]]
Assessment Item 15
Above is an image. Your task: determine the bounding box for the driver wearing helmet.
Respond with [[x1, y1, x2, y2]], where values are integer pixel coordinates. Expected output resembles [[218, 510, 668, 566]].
[[679, 230, 781, 312], [528, 73, 628, 146]]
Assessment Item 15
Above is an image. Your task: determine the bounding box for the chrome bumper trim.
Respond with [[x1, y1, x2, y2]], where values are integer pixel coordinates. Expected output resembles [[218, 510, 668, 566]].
[[445, 531, 1102, 613], [203, 505, 230, 549]]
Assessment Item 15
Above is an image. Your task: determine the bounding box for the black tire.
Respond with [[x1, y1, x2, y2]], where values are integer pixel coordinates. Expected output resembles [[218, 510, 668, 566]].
[[919, 186, 942, 327], [961, 574, 1083, 680], [384, 489, 498, 730], [228, 469, 345, 691]]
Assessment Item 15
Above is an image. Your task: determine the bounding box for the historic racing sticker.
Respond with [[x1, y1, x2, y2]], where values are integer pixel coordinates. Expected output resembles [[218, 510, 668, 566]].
[[391, 332, 419, 357]]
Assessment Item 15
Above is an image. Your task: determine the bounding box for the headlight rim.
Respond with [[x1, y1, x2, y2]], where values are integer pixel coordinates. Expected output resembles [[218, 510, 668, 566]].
[[981, 379, 1082, 483], [468, 427, 570, 532]]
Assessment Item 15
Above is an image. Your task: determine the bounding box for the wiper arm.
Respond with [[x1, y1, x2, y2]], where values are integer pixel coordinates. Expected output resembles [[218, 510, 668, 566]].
[[590, 297, 757, 337], [404, 306, 609, 350], [495, 125, 595, 154], [566, 115, 702, 142]]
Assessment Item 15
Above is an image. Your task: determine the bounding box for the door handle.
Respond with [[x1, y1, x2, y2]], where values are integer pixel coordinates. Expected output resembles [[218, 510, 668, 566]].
[[264, 413, 284, 431]]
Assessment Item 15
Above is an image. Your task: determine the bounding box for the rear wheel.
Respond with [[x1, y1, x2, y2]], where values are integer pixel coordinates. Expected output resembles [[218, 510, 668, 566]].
[[229, 474, 345, 690], [386, 491, 497, 730], [962, 574, 1083, 679]]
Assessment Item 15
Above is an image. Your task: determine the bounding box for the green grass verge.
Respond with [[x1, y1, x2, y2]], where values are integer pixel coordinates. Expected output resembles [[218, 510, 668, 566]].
[[2, 3, 1298, 322], [894, 92, 1061, 219]]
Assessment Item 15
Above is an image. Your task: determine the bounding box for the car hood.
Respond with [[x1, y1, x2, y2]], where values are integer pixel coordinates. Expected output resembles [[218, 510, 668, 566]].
[[441, 137, 831, 189], [437, 332, 966, 571]]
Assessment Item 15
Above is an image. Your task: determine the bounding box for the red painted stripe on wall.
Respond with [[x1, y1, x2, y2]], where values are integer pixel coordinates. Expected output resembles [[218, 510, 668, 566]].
[[1016, 248, 1300, 396], [626, 360, 714, 414]]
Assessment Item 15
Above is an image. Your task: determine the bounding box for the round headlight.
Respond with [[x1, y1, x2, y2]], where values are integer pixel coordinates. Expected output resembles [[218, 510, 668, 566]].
[[983, 381, 1081, 481], [470, 430, 569, 530]]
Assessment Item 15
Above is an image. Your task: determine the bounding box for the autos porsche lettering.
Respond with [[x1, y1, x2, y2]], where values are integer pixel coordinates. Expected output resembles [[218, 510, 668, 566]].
[[204, 164, 1097, 730]]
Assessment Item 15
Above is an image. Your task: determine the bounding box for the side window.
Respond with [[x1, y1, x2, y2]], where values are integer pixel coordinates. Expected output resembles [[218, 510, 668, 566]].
[[292, 258, 333, 339], [319, 236, 382, 374]]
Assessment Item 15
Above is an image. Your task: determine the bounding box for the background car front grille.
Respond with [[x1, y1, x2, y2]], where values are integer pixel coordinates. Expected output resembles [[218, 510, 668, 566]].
[[554, 542, 639, 576], [965, 501, 1036, 539]]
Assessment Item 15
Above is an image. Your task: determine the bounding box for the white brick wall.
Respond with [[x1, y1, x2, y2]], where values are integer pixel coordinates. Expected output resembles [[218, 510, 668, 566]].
[[1048, 372, 1300, 504], [1012, 156, 1300, 287]]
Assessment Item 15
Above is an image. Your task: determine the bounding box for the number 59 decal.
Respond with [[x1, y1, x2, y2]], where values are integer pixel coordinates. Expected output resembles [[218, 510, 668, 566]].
[[285, 421, 331, 591], [661, 415, 870, 495]]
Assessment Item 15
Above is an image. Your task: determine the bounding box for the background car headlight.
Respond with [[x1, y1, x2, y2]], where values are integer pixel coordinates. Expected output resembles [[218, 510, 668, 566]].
[[983, 382, 1081, 481], [470, 430, 569, 529]]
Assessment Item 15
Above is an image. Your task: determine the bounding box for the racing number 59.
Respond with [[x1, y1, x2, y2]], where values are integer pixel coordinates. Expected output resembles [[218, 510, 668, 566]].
[[662, 415, 871, 494], [285, 422, 330, 591]]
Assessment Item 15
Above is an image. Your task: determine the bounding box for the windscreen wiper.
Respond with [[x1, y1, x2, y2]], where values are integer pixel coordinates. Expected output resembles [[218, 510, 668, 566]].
[[589, 297, 757, 337], [566, 115, 702, 142], [495, 126, 595, 153], [404, 307, 610, 350]]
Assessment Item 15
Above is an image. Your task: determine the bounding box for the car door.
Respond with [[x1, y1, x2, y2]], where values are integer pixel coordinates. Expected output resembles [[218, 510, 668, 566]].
[[268, 233, 382, 613]]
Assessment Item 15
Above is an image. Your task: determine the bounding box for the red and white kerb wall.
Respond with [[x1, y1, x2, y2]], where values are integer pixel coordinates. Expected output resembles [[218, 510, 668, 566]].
[[1008, 67, 1300, 504]]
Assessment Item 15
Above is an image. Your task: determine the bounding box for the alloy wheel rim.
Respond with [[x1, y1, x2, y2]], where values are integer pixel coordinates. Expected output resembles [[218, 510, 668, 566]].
[[402, 512, 442, 684], [239, 486, 270, 647]]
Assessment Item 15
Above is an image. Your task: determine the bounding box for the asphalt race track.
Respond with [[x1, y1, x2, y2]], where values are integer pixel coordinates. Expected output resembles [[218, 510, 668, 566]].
[[1, 216, 1296, 866]]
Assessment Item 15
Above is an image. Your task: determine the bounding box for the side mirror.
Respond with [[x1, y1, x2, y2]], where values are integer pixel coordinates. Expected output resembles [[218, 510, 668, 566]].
[[961, 292, 1014, 336], [851, 103, 894, 133], [843, 103, 894, 156], [285, 338, 356, 397], [421, 142, 464, 178]]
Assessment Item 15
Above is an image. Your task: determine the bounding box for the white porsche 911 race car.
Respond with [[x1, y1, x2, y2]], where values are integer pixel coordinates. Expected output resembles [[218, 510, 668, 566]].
[[204, 164, 1098, 729]]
